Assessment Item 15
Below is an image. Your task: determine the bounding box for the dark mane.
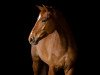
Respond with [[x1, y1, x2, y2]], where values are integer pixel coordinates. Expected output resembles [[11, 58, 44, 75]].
[[52, 9, 76, 47]]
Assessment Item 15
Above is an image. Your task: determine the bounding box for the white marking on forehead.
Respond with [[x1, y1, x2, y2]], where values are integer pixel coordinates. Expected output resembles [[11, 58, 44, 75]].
[[31, 32, 32, 35], [37, 14, 41, 21]]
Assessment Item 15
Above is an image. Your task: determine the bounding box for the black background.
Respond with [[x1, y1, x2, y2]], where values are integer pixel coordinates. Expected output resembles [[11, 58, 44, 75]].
[[1, 0, 99, 75]]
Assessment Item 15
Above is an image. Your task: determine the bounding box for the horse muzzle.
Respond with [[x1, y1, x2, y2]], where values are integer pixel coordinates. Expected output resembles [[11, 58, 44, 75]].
[[29, 30, 48, 45], [29, 37, 39, 45]]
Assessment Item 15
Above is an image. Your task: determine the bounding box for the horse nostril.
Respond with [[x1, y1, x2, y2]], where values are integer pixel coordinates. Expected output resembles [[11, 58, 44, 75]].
[[30, 37, 33, 42], [29, 37, 35, 43]]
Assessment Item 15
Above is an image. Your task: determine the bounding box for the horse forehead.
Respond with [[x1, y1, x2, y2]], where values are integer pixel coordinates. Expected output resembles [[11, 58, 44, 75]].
[[37, 11, 46, 20], [37, 13, 41, 21]]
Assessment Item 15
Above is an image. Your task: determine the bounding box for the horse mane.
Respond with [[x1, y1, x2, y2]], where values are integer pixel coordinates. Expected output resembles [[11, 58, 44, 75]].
[[53, 9, 76, 48]]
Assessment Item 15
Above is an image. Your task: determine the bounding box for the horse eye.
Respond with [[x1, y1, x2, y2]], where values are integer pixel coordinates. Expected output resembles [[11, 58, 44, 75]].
[[42, 19, 47, 22]]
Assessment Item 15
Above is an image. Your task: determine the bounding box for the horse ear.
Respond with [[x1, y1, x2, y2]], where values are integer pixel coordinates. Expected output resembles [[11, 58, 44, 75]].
[[42, 4, 48, 11], [36, 5, 43, 11]]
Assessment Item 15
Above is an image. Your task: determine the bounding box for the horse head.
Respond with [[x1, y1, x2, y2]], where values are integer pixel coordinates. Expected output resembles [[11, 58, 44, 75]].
[[28, 5, 57, 45]]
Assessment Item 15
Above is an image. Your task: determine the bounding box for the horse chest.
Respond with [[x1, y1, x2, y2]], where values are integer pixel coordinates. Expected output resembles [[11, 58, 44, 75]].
[[36, 30, 68, 65]]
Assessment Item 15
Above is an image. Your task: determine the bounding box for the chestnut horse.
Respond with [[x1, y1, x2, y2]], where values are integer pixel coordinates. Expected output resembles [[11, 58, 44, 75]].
[[28, 5, 77, 75]]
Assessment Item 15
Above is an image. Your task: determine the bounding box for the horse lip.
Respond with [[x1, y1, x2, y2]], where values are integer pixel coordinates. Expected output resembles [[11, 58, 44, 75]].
[[31, 42, 37, 45]]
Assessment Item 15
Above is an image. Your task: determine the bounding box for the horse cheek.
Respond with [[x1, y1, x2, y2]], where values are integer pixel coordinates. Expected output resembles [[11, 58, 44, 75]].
[[46, 24, 55, 34]]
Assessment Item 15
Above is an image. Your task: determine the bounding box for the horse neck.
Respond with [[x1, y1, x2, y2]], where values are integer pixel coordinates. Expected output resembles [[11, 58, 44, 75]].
[[55, 13, 69, 39], [55, 13, 76, 48]]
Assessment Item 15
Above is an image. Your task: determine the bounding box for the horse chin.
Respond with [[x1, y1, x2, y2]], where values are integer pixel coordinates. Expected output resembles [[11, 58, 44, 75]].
[[32, 41, 38, 45], [31, 38, 39, 45]]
